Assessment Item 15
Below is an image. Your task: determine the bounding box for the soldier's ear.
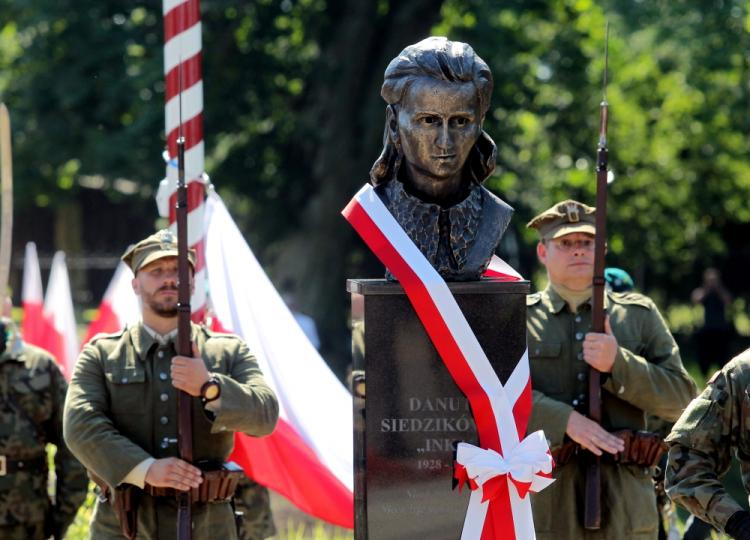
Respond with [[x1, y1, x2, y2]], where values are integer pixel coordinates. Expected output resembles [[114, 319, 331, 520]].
[[536, 241, 547, 264], [131, 277, 141, 296], [386, 105, 400, 146]]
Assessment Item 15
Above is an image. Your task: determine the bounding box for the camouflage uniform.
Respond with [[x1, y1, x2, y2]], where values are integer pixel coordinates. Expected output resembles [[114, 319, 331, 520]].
[[0, 340, 88, 539], [64, 322, 279, 539], [665, 349, 750, 537], [525, 200, 697, 539], [234, 476, 276, 540]]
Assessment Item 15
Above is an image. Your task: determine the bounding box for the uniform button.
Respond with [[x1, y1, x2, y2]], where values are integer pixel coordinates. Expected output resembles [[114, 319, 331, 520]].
[[160, 393, 169, 402], [575, 315, 582, 323], [572, 399, 579, 406], [158, 350, 165, 358], [159, 372, 168, 381], [578, 393, 586, 401], [577, 373, 586, 381], [576, 332, 584, 341], [121, 377, 128, 383], [577, 352, 584, 360], [534, 348, 540, 355], [161, 439, 169, 449], [160, 416, 169, 425]]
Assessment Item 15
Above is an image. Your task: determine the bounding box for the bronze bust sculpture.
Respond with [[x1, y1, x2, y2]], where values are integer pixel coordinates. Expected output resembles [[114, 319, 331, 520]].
[[371, 36, 513, 281]]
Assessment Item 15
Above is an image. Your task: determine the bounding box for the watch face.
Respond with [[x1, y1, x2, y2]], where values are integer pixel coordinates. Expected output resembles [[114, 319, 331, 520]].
[[203, 382, 220, 400]]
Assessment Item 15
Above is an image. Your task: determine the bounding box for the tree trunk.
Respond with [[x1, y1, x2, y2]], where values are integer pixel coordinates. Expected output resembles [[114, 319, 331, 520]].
[[278, 1, 444, 375]]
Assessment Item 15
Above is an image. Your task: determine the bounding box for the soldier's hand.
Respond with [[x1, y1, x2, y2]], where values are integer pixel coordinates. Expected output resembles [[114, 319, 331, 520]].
[[583, 317, 618, 373], [171, 342, 210, 396], [565, 411, 625, 456], [145, 457, 203, 491]]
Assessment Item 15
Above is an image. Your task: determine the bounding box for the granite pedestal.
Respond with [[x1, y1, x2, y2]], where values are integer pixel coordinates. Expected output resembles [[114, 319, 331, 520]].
[[347, 278, 529, 540]]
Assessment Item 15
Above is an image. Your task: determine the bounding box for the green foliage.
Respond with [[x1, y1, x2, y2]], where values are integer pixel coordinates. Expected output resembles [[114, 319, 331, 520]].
[[3, 0, 750, 367]]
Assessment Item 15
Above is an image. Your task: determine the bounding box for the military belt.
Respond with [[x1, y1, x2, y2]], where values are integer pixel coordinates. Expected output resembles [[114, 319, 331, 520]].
[[145, 465, 244, 504], [0, 454, 46, 476]]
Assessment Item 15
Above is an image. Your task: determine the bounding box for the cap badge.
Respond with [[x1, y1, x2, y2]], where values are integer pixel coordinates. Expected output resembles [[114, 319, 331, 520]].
[[565, 204, 580, 223], [157, 230, 175, 249]]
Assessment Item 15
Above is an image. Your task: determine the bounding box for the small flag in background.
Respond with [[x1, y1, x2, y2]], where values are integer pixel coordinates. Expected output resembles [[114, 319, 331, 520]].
[[84, 262, 140, 344], [21, 242, 50, 348], [42, 252, 79, 379]]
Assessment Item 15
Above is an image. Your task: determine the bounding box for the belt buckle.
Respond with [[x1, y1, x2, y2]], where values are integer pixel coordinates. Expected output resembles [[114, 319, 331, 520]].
[[0, 455, 6, 476]]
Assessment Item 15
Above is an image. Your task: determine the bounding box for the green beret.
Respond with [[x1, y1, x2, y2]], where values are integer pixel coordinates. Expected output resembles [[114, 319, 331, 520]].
[[121, 229, 196, 274], [526, 199, 596, 239]]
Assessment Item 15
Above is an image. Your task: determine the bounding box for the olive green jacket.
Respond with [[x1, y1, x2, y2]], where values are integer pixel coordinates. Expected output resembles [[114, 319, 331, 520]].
[[63, 322, 279, 539], [0, 342, 87, 533], [527, 287, 696, 539], [665, 349, 750, 532]]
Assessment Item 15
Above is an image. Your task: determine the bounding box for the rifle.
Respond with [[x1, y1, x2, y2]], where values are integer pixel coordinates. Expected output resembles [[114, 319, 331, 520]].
[[175, 70, 194, 539], [584, 23, 609, 531]]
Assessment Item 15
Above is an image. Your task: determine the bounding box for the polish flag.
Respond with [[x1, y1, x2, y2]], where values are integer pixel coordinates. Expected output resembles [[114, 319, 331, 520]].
[[21, 242, 51, 348], [204, 191, 354, 528], [83, 262, 140, 344], [42, 252, 79, 379]]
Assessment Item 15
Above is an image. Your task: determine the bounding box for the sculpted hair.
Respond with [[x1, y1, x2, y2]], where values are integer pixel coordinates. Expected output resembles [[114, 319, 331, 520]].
[[370, 36, 496, 186]]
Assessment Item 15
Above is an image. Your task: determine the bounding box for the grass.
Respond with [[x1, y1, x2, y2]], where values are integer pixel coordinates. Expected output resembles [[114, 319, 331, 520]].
[[62, 483, 354, 540]]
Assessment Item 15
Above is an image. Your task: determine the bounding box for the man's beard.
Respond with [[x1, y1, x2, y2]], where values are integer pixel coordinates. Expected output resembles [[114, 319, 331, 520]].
[[144, 287, 179, 318]]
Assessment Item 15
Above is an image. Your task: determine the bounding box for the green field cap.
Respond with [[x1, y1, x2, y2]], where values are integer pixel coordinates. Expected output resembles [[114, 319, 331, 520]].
[[526, 199, 596, 239], [121, 229, 196, 273]]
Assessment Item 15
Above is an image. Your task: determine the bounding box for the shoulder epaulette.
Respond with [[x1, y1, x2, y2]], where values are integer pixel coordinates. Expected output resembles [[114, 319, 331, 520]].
[[200, 325, 240, 341], [526, 292, 542, 306], [88, 328, 126, 345], [608, 291, 653, 310]]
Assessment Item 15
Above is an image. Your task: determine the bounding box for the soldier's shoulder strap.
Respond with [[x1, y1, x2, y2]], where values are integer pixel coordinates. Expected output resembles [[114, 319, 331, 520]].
[[198, 324, 243, 342], [608, 291, 653, 310], [88, 328, 127, 345]]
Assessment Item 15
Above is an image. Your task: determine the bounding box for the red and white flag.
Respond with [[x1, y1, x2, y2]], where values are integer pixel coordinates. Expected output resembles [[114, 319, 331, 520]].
[[204, 191, 354, 528], [21, 242, 50, 348], [32, 252, 79, 379], [84, 262, 140, 344]]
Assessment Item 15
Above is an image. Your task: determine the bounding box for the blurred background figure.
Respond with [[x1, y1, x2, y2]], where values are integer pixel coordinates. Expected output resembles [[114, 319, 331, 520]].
[[691, 268, 733, 375], [282, 288, 321, 351]]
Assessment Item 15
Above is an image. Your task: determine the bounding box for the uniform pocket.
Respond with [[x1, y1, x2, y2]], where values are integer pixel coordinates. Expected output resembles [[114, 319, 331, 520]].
[[529, 341, 564, 394], [105, 365, 147, 414]]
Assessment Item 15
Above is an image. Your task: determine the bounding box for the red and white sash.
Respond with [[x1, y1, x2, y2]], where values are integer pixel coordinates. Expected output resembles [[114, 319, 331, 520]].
[[343, 184, 554, 540]]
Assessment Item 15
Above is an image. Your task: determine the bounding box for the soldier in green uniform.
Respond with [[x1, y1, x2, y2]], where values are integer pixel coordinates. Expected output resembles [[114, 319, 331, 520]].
[[0, 301, 88, 539], [665, 349, 750, 540], [63, 230, 279, 539], [525, 200, 696, 539]]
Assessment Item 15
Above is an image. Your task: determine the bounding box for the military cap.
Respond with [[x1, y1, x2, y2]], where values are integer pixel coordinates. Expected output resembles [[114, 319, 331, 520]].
[[121, 229, 196, 273], [604, 267, 635, 293], [526, 199, 596, 239]]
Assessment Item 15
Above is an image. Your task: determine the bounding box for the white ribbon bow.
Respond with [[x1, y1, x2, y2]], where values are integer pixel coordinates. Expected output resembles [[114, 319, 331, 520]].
[[456, 430, 555, 498]]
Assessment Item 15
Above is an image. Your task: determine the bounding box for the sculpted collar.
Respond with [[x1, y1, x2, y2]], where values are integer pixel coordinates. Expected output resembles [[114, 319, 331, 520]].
[[383, 179, 482, 275]]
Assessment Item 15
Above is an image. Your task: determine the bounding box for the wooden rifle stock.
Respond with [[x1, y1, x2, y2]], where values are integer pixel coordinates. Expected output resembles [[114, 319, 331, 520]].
[[176, 133, 194, 539], [585, 88, 609, 531]]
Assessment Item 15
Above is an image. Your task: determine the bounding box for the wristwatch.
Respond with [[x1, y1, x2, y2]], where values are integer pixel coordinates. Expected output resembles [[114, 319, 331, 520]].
[[200, 377, 221, 403]]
